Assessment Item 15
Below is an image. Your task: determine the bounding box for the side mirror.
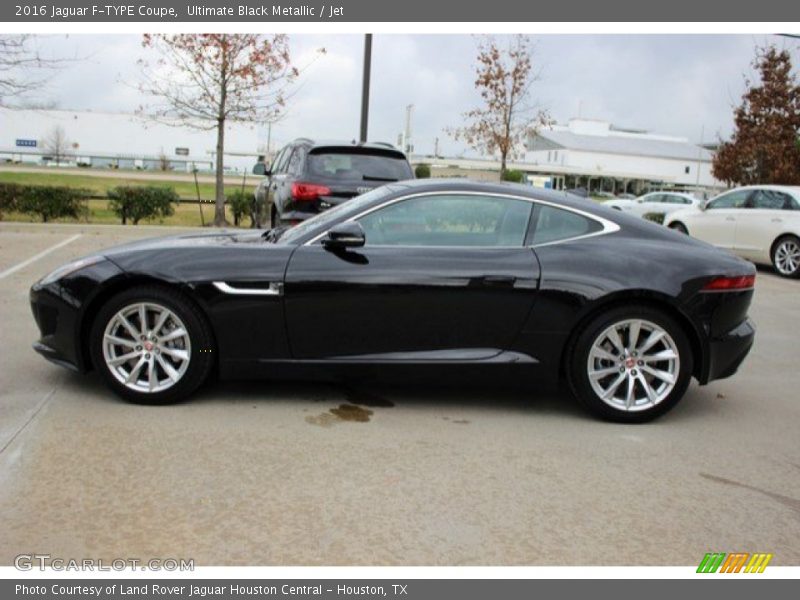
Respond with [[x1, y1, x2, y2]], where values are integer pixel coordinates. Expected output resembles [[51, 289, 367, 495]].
[[252, 163, 270, 176], [322, 222, 366, 250], [636, 198, 644, 203], [699, 201, 708, 211]]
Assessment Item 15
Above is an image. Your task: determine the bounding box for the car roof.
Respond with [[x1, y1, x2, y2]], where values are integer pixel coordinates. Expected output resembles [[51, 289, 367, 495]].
[[381, 178, 599, 212], [293, 138, 405, 153], [641, 191, 698, 198], [719, 184, 800, 196]]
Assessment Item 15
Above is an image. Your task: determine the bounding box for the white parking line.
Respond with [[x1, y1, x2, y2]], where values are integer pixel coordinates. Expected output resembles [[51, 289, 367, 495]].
[[0, 234, 82, 280]]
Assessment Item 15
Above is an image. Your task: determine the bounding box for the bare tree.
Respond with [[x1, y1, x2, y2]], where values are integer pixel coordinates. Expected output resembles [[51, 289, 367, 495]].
[[448, 35, 551, 177], [43, 125, 71, 166], [138, 34, 305, 226], [0, 35, 65, 106]]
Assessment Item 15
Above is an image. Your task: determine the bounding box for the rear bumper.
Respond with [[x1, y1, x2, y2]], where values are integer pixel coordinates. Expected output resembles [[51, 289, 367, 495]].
[[702, 318, 755, 384]]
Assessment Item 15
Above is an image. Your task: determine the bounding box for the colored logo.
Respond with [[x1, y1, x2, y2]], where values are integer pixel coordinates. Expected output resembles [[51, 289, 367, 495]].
[[697, 552, 773, 573]]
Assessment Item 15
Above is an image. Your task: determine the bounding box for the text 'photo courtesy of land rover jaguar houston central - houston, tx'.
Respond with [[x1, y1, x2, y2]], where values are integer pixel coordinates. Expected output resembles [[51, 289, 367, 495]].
[[29, 180, 756, 422]]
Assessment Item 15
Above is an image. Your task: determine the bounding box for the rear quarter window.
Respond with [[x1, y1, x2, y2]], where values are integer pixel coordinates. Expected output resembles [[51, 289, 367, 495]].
[[532, 205, 602, 245]]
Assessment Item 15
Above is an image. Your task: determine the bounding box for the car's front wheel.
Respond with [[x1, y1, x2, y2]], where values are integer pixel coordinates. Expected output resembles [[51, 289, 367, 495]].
[[771, 235, 800, 278], [90, 286, 214, 404], [567, 306, 693, 423]]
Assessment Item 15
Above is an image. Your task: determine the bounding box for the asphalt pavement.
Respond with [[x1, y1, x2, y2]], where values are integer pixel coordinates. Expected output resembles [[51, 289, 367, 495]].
[[1, 221, 798, 566]]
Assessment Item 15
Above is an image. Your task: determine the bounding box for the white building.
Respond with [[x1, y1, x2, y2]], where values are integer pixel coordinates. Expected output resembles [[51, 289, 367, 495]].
[[0, 107, 274, 173], [523, 118, 718, 193]]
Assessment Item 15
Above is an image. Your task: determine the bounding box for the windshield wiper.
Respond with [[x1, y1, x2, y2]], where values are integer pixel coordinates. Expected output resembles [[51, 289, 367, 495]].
[[362, 175, 398, 182], [262, 226, 288, 243]]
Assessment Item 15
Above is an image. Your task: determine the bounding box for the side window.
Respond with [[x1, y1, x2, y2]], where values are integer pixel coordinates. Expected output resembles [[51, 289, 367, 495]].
[[644, 194, 663, 203], [788, 196, 800, 210], [531, 205, 602, 245], [274, 146, 293, 174], [286, 147, 305, 176], [357, 194, 533, 247], [707, 190, 750, 209], [270, 147, 287, 174], [750, 190, 792, 210], [663, 195, 682, 204]]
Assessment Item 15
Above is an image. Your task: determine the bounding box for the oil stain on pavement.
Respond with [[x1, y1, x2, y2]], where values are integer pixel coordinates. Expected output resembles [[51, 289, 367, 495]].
[[305, 386, 391, 427]]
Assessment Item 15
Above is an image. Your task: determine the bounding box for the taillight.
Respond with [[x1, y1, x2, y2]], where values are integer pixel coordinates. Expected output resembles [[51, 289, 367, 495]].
[[291, 182, 330, 201], [702, 274, 756, 291]]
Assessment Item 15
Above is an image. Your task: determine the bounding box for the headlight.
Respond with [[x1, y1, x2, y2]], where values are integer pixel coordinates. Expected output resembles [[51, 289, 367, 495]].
[[39, 255, 105, 286]]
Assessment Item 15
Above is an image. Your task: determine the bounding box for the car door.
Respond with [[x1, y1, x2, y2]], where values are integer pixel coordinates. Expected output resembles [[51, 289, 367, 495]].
[[282, 193, 540, 360], [690, 189, 752, 249], [267, 146, 294, 217], [634, 193, 663, 217], [734, 189, 794, 259], [661, 194, 692, 215]]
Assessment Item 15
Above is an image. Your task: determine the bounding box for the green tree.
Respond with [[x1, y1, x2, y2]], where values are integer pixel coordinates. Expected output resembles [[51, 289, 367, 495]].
[[107, 186, 177, 225], [414, 163, 431, 178], [17, 186, 88, 222], [226, 189, 254, 227]]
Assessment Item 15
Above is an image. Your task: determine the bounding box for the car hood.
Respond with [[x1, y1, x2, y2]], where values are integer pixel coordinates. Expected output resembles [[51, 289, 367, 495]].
[[100, 229, 270, 258]]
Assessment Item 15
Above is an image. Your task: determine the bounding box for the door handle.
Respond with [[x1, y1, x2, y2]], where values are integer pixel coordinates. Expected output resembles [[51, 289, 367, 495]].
[[481, 275, 517, 287], [771, 218, 783, 223], [725, 216, 736, 221]]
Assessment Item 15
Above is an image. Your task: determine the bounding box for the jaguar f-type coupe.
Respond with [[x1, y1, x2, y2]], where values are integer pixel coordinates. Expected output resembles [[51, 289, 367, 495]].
[[30, 180, 756, 422]]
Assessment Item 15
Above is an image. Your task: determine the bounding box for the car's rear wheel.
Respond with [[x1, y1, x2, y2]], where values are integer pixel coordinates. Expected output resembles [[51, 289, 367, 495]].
[[771, 235, 800, 278], [567, 306, 693, 423], [90, 286, 214, 404], [669, 222, 688, 235]]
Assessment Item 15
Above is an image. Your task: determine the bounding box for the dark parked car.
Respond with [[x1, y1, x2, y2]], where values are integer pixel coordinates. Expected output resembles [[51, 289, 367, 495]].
[[253, 139, 414, 227], [30, 180, 756, 422]]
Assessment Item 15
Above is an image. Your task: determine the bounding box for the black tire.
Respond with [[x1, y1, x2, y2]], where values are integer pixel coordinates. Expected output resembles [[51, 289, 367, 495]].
[[771, 234, 800, 278], [90, 285, 214, 404], [669, 222, 688, 235], [566, 305, 693, 423]]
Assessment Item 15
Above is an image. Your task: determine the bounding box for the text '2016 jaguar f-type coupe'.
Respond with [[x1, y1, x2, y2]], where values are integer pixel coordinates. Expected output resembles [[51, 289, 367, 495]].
[[30, 180, 756, 422]]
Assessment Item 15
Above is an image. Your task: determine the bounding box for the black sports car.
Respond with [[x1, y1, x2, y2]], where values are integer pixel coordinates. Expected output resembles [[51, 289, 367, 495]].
[[30, 180, 756, 422]]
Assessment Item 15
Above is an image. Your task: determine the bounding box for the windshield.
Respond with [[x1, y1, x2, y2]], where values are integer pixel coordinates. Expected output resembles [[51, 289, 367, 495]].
[[306, 151, 413, 182], [277, 185, 397, 245]]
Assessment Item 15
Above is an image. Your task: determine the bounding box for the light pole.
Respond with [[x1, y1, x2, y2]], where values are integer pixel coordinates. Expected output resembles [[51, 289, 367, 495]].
[[359, 34, 372, 143]]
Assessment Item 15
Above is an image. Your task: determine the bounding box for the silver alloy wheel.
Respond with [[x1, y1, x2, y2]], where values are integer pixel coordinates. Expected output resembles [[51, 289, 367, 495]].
[[586, 318, 680, 412], [102, 302, 191, 393], [774, 239, 800, 275]]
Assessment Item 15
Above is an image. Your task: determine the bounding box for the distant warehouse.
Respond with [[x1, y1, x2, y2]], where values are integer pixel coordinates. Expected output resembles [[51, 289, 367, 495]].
[[525, 119, 718, 192], [0, 107, 271, 173], [417, 119, 719, 195]]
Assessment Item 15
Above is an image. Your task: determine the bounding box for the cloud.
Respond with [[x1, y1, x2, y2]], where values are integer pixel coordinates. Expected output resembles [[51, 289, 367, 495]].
[[22, 33, 798, 157]]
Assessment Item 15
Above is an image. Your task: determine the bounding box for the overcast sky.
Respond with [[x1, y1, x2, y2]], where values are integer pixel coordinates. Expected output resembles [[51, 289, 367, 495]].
[[18, 33, 800, 157]]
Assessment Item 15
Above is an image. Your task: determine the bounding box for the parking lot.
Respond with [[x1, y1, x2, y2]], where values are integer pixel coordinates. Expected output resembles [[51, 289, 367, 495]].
[[1, 221, 798, 566]]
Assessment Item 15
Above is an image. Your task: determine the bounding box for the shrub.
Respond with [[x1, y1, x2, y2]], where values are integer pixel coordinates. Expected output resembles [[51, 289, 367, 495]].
[[643, 212, 666, 225], [0, 183, 24, 219], [501, 169, 525, 183], [107, 186, 178, 225], [16, 185, 89, 222], [414, 163, 431, 179], [226, 189, 255, 227]]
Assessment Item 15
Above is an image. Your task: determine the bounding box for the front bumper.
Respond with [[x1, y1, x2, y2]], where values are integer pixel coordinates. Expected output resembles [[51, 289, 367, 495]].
[[30, 281, 85, 372], [703, 318, 755, 383], [29, 258, 125, 373]]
